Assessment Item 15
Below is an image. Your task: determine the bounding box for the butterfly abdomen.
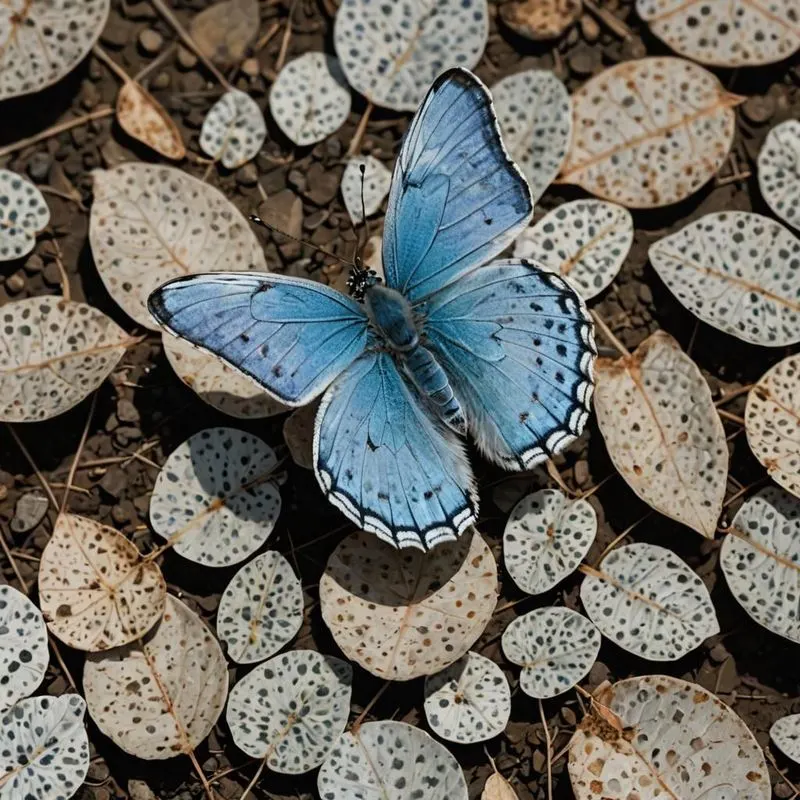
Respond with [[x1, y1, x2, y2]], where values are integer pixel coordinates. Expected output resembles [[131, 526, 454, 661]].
[[403, 345, 466, 435]]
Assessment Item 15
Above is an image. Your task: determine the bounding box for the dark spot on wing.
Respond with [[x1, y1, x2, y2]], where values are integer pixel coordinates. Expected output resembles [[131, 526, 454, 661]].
[[366, 435, 378, 452]]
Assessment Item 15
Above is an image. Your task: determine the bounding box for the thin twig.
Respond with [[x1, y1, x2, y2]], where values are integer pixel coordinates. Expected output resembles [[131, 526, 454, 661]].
[[92, 44, 132, 85], [593, 511, 654, 566], [6, 425, 58, 509], [275, 0, 299, 73], [134, 43, 177, 83], [583, 0, 632, 39], [50, 637, 77, 691], [48, 237, 72, 302], [723, 476, 770, 508], [538, 700, 553, 800], [0, 108, 114, 159], [767, 749, 800, 799], [255, 21, 281, 52], [715, 384, 753, 406], [590, 310, 630, 358], [0, 531, 29, 593], [239, 757, 267, 800], [60, 395, 97, 515], [351, 681, 391, 733], [149, 0, 234, 90], [187, 749, 218, 800], [348, 102, 374, 157], [579, 472, 616, 500], [718, 409, 745, 425]]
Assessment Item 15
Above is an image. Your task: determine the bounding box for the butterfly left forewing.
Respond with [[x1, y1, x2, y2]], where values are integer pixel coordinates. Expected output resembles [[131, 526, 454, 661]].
[[314, 352, 478, 550]]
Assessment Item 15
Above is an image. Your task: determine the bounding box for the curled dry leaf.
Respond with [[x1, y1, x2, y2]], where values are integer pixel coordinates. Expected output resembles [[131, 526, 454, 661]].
[[514, 200, 633, 301], [758, 119, 800, 232], [39, 514, 166, 652], [771, 715, 800, 765], [746, 354, 800, 499], [0, 695, 89, 800], [283, 401, 319, 470], [334, 0, 489, 111], [569, 675, 771, 800], [0, 585, 48, 712], [150, 427, 282, 567], [189, 0, 260, 65], [200, 89, 266, 169], [500, 0, 582, 40], [163, 334, 287, 419], [649, 211, 800, 347], [423, 651, 510, 744], [637, 0, 800, 67], [217, 551, 304, 664], [502, 607, 600, 699], [90, 163, 266, 330], [593, 330, 727, 538], [318, 721, 468, 800], [503, 489, 597, 595], [580, 542, 719, 660], [83, 595, 228, 760], [117, 81, 185, 161], [227, 650, 352, 774], [269, 53, 351, 147], [560, 57, 740, 208], [0, 0, 110, 100], [341, 156, 392, 224], [722, 487, 800, 643], [0, 170, 50, 261], [320, 529, 498, 680], [492, 70, 572, 204], [483, 773, 520, 800], [0, 296, 132, 423]]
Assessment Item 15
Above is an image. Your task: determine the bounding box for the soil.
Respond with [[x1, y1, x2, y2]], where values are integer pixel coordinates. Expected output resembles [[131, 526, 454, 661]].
[[1, 1, 799, 799]]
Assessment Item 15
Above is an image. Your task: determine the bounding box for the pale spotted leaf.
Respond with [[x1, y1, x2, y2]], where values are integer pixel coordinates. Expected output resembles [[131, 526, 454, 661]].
[[771, 715, 800, 765], [499, 0, 582, 40], [200, 89, 266, 168], [758, 119, 800, 232], [0, 170, 50, 260]]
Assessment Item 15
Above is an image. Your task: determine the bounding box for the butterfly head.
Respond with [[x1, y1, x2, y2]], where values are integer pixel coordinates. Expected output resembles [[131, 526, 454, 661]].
[[346, 263, 382, 301]]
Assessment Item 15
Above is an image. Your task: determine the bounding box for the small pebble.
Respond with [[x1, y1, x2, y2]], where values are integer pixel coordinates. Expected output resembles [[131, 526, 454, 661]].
[[11, 492, 49, 534], [236, 163, 259, 186], [580, 13, 600, 42], [241, 57, 260, 78], [574, 459, 590, 486], [5, 272, 25, 294], [532, 749, 546, 773], [775, 783, 795, 799], [568, 47, 600, 76], [117, 398, 140, 424], [742, 95, 776, 125], [138, 28, 163, 55], [177, 44, 198, 70], [24, 253, 44, 274], [27, 152, 52, 183], [99, 12, 129, 48], [42, 261, 62, 288], [151, 71, 171, 90]]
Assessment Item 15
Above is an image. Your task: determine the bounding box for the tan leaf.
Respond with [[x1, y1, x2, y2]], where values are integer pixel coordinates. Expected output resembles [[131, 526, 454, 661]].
[[483, 772, 520, 800], [39, 514, 166, 652], [746, 354, 800, 499], [83, 595, 228, 760], [190, 0, 259, 65], [560, 57, 741, 208], [117, 81, 185, 160], [499, 0, 582, 40], [594, 330, 728, 537], [0, 297, 134, 422], [320, 529, 498, 680]]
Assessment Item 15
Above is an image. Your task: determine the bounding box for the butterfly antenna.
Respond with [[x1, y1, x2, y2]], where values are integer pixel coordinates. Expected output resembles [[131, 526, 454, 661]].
[[249, 215, 353, 268], [358, 163, 370, 264]]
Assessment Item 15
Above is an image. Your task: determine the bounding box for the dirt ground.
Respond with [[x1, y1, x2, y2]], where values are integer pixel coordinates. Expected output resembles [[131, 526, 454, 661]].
[[1, 1, 799, 798]]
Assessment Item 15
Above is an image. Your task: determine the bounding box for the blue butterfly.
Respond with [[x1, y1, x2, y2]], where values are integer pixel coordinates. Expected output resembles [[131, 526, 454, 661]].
[[148, 68, 596, 551]]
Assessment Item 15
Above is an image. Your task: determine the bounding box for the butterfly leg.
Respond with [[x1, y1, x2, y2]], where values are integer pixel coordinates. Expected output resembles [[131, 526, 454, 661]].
[[402, 345, 466, 435]]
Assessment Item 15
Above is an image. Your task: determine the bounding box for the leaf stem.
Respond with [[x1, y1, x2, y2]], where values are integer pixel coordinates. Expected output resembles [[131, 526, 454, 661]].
[[590, 310, 630, 358]]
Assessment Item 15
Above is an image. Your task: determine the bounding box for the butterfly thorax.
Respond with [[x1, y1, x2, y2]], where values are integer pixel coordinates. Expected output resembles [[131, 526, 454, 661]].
[[364, 284, 419, 352]]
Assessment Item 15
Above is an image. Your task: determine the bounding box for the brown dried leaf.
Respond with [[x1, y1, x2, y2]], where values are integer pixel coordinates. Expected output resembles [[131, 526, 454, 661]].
[[283, 401, 319, 470], [500, 0, 582, 40], [594, 330, 727, 537], [482, 772, 520, 800], [117, 81, 185, 160], [83, 595, 228, 760], [190, 0, 260, 65], [560, 57, 740, 208], [320, 529, 498, 681], [39, 514, 166, 652]]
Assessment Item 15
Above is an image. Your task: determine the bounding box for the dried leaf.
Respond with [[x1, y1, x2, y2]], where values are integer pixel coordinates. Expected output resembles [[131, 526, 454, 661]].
[[514, 200, 633, 300], [493, 70, 572, 204], [423, 651, 510, 744], [649, 211, 800, 347], [746, 354, 800, 498], [83, 595, 228, 760], [771, 714, 800, 764], [637, 0, 800, 67], [89, 162, 267, 330], [334, 0, 489, 111], [39, 514, 166, 652], [341, 156, 391, 224], [482, 773, 520, 800], [502, 607, 600, 699], [163, 334, 287, 419], [269, 53, 351, 146], [283, 402, 319, 469], [189, 0, 259, 65], [503, 489, 597, 595], [758, 119, 800, 232], [0, 695, 89, 799], [0, 0, 110, 100], [150, 427, 282, 567], [117, 81, 185, 160], [500, 0, 583, 40], [200, 89, 266, 169], [0, 170, 50, 260], [0, 296, 132, 422], [217, 551, 303, 664], [227, 650, 352, 773], [318, 721, 468, 799], [581, 543, 719, 660], [594, 330, 728, 537], [569, 675, 770, 800], [560, 57, 740, 208], [0, 585, 48, 712], [320, 529, 497, 680], [722, 487, 800, 643]]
